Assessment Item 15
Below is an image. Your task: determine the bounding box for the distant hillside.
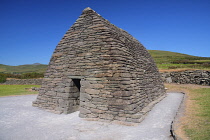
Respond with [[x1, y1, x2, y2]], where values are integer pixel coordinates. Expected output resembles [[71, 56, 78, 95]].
[[24, 63, 43, 65], [0, 50, 210, 74], [148, 50, 210, 71], [0, 64, 48, 74]]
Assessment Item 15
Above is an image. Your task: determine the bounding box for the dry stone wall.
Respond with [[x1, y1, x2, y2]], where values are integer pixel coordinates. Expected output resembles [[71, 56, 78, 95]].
[[33, 7, 165, 124], [1, 79, 42, 85], [161, 70, 210, 86]]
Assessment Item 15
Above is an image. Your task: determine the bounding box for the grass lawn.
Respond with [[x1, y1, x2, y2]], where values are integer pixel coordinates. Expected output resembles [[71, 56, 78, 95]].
[[185, 88, 210, 140], [165, 84, 210, 140], [148, 50, 210, 71], [0, 85, 41, 97], [157, 63, 210, 71]]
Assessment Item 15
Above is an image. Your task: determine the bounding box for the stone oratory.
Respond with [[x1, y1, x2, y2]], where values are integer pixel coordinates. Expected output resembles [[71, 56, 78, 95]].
[[33, 7, 165, 123]]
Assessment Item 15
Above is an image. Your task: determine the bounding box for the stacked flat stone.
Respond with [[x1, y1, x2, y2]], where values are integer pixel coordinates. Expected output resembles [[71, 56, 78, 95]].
[[33, 7, 165, 123], [162, 70, 210, 86], [2, 79, 42, 85]]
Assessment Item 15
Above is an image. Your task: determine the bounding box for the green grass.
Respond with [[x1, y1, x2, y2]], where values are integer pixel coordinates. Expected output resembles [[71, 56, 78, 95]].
[[0, 64, 47, 74], [0, 85, 41, 97], [185, 88, 210, 140], [148, 50, 210, 70], [157, 63, 210, 70]]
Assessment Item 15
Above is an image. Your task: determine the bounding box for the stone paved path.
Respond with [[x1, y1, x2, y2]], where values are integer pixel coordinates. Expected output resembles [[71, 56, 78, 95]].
[[0, 93, 184, 140]]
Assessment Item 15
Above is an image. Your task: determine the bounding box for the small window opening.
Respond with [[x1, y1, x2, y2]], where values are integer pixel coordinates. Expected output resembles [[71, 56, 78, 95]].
[[72, 79, 81, 91]]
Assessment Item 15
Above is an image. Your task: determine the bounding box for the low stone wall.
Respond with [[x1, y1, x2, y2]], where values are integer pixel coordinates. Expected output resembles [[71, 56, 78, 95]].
[[161, 70, 210, 86], [1, 79, 43, 85]]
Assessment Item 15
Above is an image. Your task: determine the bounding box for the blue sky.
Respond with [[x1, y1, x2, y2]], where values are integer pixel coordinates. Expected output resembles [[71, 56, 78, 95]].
[[0, 0, 210, 66]]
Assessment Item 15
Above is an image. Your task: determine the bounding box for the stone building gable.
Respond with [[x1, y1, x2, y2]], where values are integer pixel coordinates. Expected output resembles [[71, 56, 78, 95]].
[[33, 7, 165, 124]]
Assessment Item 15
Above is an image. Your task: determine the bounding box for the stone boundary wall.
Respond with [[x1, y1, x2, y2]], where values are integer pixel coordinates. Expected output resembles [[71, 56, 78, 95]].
[[161, 70, 210, 86], [1, 79, 43, 85]]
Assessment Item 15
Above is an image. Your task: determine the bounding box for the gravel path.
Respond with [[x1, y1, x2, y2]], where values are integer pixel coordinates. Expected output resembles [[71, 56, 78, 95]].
[[0, 93, 184, 140]]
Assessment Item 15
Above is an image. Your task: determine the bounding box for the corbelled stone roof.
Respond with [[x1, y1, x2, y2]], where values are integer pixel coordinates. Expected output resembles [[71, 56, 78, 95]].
[[33, 7, 165, 124]]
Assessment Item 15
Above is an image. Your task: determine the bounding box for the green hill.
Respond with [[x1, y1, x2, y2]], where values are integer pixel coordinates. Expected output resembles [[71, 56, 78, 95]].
[[0, 50, 210, 74], [148, 50, 210, 71], [0, 64, 48, 74]]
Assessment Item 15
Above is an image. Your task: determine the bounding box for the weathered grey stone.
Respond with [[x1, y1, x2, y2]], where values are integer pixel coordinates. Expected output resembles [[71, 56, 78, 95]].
[[92, 97, 105, 103], [91, 84, 104, 89], [80, 107, 91, 114], [79, 113, 87, 118], [2, 79, 43, 85], [80, 93, 92, 101], [124, 104, 138, 111], [45, 91, 54, 96], [99, 114, 114, 120], [115, 116, 126, 121], [91, 108, 105, 114], [166, 77, 172, 83], [161, 70, 210, 86], [81, 81, 91, 88], [126, 118, 140, 123], [64, 87, 71, 93], [32, 7, 166, 124], [131, 113, 142, 119], [85, 89, 100, 94], [58, 99, 69, 108]]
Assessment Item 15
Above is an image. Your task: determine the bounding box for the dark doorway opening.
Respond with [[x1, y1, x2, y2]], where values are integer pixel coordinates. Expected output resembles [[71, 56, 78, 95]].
[[67, 78, 81, 113], [72, 79, 81, 91]]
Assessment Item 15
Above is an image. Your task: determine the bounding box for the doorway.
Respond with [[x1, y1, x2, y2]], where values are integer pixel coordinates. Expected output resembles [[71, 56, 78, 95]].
[[71, 79, 81, 112], [72, 79, 81, 91]]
